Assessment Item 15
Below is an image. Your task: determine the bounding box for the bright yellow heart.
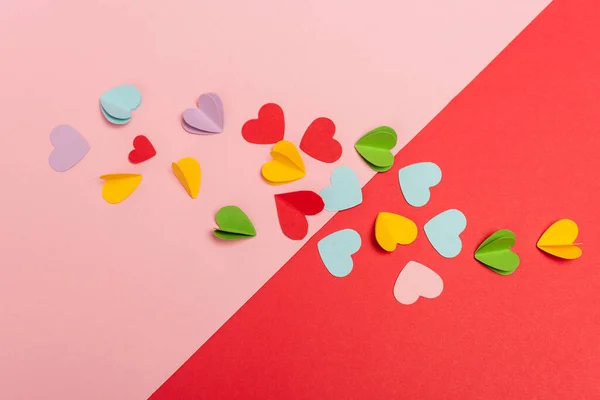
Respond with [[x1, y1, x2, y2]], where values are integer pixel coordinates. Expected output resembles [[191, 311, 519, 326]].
[[172, 157, 201, 198], [537, 219, 582, 259], [100, 174, 142, 204], [375, 212, 418, 252], [261, 140, 306, 184]]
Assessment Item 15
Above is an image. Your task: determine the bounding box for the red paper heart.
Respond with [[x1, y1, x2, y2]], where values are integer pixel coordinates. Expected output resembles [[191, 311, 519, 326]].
[[275, 191, 325, 240], [242, 103, 285, 144], [128, 135, 156, 164], [299, 117, 342, 163]]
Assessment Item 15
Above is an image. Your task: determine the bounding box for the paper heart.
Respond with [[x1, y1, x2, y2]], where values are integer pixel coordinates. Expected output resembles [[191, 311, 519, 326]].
[[394, 261, 443, 305], [317, 229, 362, 278], [319, 166, 362, 211], [182, 93, 224, 134], [242, 103, 285, 144], [399, 162, 442, 207], [424, 209, 467, 258], [49, 125, 90, 172], [128, 135, 156, 164], [100, 174, 142, 204], [275, 191, 324, 240], [99, 84, 142, 125], [172, 157, 201, 199], [375, 212, 418, 252], [354, 126, 397, 172], [261, 140, 306, 184], [299, 117, 342, 163], [537, 219, 582, 259], [213, 206, 256, 240], [475, 229, 520, 275]]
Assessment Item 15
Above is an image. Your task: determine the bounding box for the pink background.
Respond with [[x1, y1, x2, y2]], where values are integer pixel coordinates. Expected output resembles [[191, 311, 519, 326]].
[[0, 0, 549, 399]]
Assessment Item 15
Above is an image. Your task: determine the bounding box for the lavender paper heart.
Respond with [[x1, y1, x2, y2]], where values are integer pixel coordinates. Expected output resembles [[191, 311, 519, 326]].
[[49, 125, 90, 172], [182, 93, 224, 134]]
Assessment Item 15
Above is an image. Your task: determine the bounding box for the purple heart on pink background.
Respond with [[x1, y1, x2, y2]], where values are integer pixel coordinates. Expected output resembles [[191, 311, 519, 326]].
[[49, 125, 90, 172], [182, 93, 224, 134]]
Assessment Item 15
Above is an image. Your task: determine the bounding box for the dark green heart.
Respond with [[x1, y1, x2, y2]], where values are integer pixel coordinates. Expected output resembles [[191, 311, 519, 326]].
[[214, 206, 256, 240], [474, 229, 520, 275], [354, 126, 397, 172]]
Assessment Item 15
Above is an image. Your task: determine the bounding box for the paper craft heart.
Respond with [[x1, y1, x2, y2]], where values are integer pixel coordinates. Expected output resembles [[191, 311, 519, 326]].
[[375, 212, 418, 252], [394, 261, 444, 305], [299, 117, 342, 163], [128, 135, 156, 164], [49, 125, 90, 172], [275, 191, 324, 240], [399, 162, 442, 207], [475, 229, 520, 275], [100, 174, 142, 204], [354, 126, 397, 172], [424, 209, 467, 258], [261, 140, 306, 184], [182, 93, 224, 134], [317, 229, 361, 278], [537, 219, 582, 259], [172, 157, 201, 199], [99, 84, 142, 125], [242, 103, 285, 144], [213, 206, 256, 240], [319, 166, 362, 211]]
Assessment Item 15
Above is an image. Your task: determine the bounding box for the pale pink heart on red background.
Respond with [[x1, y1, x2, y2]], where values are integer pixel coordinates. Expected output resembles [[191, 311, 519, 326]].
[[393, 261, 444, 305]]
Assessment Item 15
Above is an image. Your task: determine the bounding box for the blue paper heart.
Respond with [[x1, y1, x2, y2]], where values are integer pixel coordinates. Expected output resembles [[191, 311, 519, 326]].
[[320, 166, 363, 211], [424, 209, 467, 258], [99, 84, 142, 124], [398, 162, 442, 207], [317, 229, 362, 277]]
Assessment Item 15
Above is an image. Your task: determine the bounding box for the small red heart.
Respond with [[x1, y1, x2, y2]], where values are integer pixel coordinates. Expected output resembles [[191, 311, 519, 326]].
[[128, 135, 156, 164], [242, 103, 285, 144], [299, 117, 342, 163], [275, 191, 324, 240]]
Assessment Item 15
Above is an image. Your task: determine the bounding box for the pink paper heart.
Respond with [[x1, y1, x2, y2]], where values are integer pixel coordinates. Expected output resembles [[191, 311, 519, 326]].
[[182, 93, 224, 134], [393, 261, 443, 305]]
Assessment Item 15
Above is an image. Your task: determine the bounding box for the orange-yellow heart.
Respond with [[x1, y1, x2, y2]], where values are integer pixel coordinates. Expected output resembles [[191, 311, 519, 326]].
[[261, 140, 306, 184], [172, 157, 201, 198], [375, 212, 418, 252], [537, 218, 582, 259], [100, 174, 142, 204]]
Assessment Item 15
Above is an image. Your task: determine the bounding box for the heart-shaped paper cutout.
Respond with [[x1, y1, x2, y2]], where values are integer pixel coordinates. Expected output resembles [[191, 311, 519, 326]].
[[275, 191, 324, 240], [354, 126, 397, 172], [317, 229, 361, 278], [424, 209, 467, 258], [299, 117, 342, 163], [399, 162, 442, 207], [100, 174, 142, 204], [128, 135, 156, 164], [214, 206, 256, 240], [261, 140, 306, 184], [182, 93, 224, 134], [242, 103, 285, 144], [537, 219, 582, 259], [172, 157, 201, 199], [99, 84, 142, 125], [475, 229, 520, 275], [319, 166, 362, 211], [394, 261, 443, 305], [375, 212, 418, 252], [49, 125, 90, 172]]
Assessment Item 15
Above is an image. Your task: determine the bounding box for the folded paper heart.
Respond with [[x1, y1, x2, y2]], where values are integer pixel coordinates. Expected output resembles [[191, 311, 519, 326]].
[[99, 84, 142, 125], [537, 219, 582, 259], [319, 166, 362, 211], [242, 103, 285, 144], [100, 174, 142, 204], [128, 135, 156, 164], [475, 229, 520, 275], [375, 212, 418, 252], [49, 125, 89, 172], [182, 93, 224, 134], [317, 229, 362, 278], [399, 162, 442, 207], [394, 261, 443, 305], [213, 206, 256, 240], [261, 140, 306, 184], [354, 126, 397, 172], [275, 191, 324, 240], [299, 117, 342, 163], [172, 157, 201, 199], [424, 209, 467, 258]]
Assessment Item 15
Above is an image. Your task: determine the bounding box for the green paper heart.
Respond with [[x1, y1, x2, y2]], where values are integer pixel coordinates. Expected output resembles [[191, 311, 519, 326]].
[[354, 126, 397, 172], [214, 206, 256, 240], [474, 229, 520, 275]]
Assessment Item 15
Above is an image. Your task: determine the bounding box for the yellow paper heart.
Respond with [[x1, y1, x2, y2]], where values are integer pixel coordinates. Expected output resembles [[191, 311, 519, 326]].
[[537, 219, 582, 259], [172, 157, 201, 198], [375, 212, 418, 252], [100, 174, 142, 204], [261, 140, 306, 184]]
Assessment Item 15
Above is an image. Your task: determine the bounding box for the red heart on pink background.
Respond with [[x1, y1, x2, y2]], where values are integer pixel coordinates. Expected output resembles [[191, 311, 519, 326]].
[[274, 191, 325, 240], [128, 135, 156, 164], [300, 117, 342, 163], [241, 103, 285, 144]]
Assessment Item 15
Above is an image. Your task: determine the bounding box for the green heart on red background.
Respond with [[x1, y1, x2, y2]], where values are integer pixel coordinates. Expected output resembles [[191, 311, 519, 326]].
[[474, 229, 520, 275], [354, 126, 397, 172]]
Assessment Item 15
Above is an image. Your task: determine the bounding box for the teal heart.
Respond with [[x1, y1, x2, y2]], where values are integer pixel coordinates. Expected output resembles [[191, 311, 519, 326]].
[[99, 84, 142, 124], [317, 229, 362, 277], [319, 166, 362, 211], [398, 162, 442, 207], [424, 209, 467, 258]]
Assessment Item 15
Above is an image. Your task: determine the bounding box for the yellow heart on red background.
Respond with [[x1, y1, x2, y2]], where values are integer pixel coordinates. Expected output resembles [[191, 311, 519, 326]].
[[375, 212, 418, 252], [261, 140, 306, 184], [537, 219, 582, 259]]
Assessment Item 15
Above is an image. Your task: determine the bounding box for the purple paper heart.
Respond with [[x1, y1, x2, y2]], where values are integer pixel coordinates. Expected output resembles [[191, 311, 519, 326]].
[[182, 93, 224, 134], [49, 125, 90, 172]]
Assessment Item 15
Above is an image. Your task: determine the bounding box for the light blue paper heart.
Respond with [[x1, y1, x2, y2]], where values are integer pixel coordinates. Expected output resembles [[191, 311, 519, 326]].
[[99, 84, 142, 124], [320, 166, 363, 211], [399, 162, 442, 207], [317, 229, 362, 277], [424, 209, 467, 258]]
